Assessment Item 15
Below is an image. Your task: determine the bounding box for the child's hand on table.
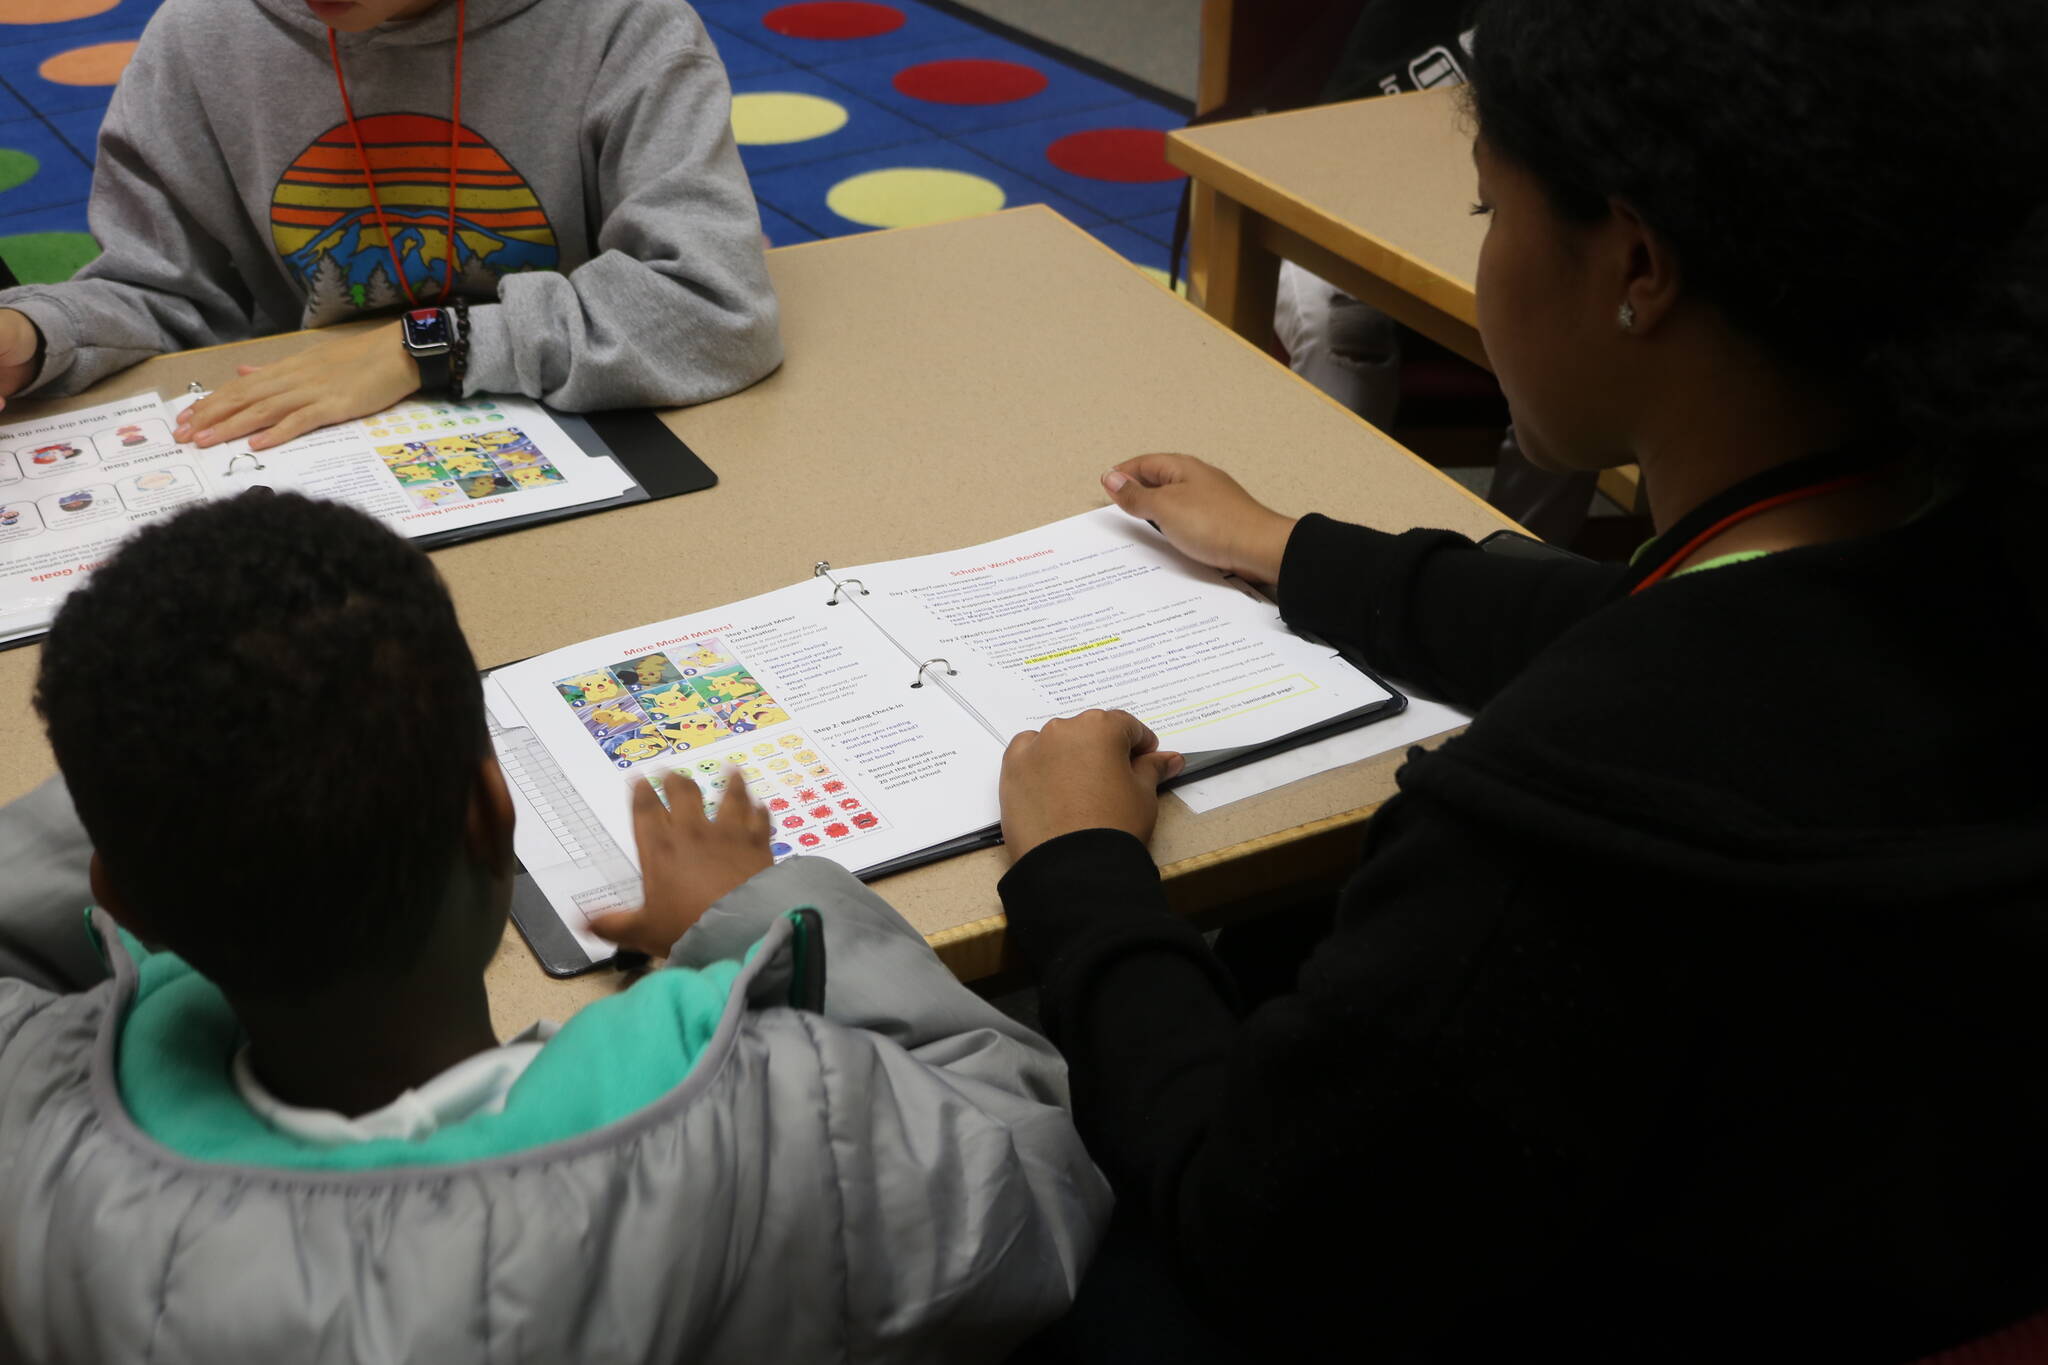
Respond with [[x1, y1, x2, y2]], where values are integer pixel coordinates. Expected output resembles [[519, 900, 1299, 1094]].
[[0, 309, 44, 409], [1102, 453, 1299, 587], [1000, 709, 1183, 863], [174, 321, 421, 451], [590, 768, 774, 958]]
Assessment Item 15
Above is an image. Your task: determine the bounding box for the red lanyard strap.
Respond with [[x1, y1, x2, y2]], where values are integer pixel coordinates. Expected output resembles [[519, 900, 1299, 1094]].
[[327, 0, 467, 310], [1623, 445, 1896, 596], [1630, 470, 1882, 595]]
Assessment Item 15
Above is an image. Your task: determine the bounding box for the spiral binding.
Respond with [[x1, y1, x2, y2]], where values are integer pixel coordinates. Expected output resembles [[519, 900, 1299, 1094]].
[[813, 561, 870, 606], [909, 658, 957, 689]]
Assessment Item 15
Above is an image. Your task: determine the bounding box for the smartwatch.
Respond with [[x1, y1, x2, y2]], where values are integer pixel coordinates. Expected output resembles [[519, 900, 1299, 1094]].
[[400, 307, 458, 394]]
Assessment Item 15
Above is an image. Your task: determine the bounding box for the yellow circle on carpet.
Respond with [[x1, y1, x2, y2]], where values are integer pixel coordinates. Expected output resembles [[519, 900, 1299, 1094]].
[[0, 0, 118, 23], [732, 92, 850, 146], [826, 168, 1006, 229], [1138, 266, 1189, 297], [38, 39, 136, 85]]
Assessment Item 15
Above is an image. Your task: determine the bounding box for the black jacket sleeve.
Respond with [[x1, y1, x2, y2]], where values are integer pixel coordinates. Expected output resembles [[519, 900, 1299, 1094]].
[[1000, 803, 1694, 1355], [1278, 514, 1624, 710]]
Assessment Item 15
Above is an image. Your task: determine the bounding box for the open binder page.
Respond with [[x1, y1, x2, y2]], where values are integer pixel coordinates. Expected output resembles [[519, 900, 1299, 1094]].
[[0, 389, 639, 647], [0, 393, 201, 646], [181, 390, 638, 541], [488, 578, 1006, 889], [839, 507, 1398, 768]]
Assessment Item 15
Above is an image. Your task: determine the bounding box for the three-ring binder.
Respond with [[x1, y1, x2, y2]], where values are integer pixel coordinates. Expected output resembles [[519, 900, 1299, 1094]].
[[813, 561, 869, 606], [909, 658, 956, 689]]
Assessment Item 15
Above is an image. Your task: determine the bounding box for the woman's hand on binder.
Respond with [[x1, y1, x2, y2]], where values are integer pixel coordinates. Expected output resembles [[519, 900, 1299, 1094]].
[[173, 322, 420, 452], [1102, 454, 1298, 586], [587, 767, 772, 958], [1000, 709, 1184, 862]]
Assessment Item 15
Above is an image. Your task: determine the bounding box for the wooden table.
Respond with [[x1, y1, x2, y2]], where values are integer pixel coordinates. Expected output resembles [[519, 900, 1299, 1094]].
[[1171, 88, 1487, 367], [0, 206, 1515, 1037], [1169, 88, 1646, 513]]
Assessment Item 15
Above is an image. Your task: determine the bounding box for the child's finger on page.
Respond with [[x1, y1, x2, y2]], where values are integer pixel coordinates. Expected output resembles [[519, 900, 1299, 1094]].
[[587, 908, 661, 956], [660, 768, 707, 825], [249, 403, 329, 451], [195, 396, 293, 448], [629, 774, 669, 847], [714, 771, 756, 825]]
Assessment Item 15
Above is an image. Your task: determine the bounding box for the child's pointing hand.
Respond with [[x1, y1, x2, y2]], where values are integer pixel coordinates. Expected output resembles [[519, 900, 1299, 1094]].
[[590, 767, 774, 958]]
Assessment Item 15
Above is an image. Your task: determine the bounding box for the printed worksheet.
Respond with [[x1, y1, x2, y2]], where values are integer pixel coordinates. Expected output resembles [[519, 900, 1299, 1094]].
[[491, 579, 1006, 891], [0, 391, 638, 645], [178, 391, 637, 540], [0, 393, 211, 645], [841, 508, 1395, 761]]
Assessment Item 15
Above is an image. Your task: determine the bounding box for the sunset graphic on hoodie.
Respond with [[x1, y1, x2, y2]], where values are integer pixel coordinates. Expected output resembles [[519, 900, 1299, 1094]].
[[269, 112, 559, 321]]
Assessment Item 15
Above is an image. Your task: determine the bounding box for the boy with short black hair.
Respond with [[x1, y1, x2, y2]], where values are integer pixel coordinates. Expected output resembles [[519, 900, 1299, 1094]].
[[0, 0, 779, 451], [0, 491, 1107, 1362]]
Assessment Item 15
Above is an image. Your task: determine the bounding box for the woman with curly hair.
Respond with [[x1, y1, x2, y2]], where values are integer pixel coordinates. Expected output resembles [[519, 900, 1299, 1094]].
[[999, 0, 2048, 1358]]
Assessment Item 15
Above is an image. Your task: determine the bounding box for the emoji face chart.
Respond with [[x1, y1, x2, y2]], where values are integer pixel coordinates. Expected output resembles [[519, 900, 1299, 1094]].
[[648, 725, 889, 862]]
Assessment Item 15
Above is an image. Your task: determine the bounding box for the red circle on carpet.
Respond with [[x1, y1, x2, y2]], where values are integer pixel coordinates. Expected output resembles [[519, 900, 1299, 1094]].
[[1045, 128, 1183, 183], [893, 58, 1049, 106], [764, 2, 906, 40]]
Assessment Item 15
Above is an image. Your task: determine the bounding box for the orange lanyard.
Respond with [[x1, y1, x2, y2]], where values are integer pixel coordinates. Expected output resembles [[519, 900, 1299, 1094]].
[[327, 0, 467, 309]]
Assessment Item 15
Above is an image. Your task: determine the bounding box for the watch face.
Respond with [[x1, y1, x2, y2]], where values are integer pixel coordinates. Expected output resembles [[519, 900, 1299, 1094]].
[[403, 309, 451, 350]]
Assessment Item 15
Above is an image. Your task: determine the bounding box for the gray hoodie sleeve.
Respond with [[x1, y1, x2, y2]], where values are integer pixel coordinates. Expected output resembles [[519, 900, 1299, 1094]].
[[0, 777, 102, 997], [672, 857, 1112, 1350], [0, 31, 256, 398], [673, 857, 1074, 1106], [459, 15, 782, 411]]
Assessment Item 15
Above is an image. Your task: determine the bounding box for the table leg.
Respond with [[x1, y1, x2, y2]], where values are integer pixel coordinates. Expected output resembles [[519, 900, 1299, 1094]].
[[1197, 192, 1281, 357]]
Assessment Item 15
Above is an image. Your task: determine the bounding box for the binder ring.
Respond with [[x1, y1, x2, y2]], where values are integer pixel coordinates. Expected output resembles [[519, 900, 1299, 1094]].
[[813, 562, 870, 606], [224, 453, 266, 475], [909, 658, 957, 689]]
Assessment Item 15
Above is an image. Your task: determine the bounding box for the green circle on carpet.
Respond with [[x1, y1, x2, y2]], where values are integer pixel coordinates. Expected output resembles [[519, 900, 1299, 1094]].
[[0, 148, 38, 194], [0, 231, 100, 283]]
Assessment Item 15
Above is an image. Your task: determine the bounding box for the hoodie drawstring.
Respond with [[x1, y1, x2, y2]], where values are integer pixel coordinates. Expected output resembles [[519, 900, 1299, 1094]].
[[326, 0, 467, 309]]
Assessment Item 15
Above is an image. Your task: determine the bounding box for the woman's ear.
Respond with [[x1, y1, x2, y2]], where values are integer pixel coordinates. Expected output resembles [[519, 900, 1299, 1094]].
[[1609, 198, 1683, 336]]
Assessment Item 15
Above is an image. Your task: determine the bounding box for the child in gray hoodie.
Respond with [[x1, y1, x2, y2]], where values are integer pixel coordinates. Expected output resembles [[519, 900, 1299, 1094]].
[[0, 0, 781, 449]]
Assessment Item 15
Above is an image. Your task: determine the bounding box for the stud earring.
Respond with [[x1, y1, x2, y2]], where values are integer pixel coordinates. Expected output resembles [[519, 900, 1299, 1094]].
[[1618, 300, 1637, 331]]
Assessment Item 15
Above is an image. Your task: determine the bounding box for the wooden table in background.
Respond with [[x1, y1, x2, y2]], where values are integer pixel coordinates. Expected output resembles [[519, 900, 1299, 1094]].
[[1169, 88, 1647, 514], [0, 206, 1515, 1037]]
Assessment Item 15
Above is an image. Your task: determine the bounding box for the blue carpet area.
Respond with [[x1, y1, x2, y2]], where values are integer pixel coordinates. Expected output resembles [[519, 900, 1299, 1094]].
[[0, 0, 1189, 287]]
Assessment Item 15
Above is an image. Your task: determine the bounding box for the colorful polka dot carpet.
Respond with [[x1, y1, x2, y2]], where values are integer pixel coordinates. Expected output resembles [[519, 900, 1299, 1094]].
[[0, 0, 1192, 288]]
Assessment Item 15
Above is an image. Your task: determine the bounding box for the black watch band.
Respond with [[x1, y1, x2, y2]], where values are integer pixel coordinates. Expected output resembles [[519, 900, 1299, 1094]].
[[401, 307, 457, 394]]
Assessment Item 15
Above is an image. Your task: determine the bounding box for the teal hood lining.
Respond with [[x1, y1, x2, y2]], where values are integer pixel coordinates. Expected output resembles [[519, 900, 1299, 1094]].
[[92, 907, 817, 1178]]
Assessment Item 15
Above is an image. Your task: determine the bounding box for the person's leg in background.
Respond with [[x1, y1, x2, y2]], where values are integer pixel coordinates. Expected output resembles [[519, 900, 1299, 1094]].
[[1273, 262, 1403, 430], [1277, 263, 1596, 545]]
